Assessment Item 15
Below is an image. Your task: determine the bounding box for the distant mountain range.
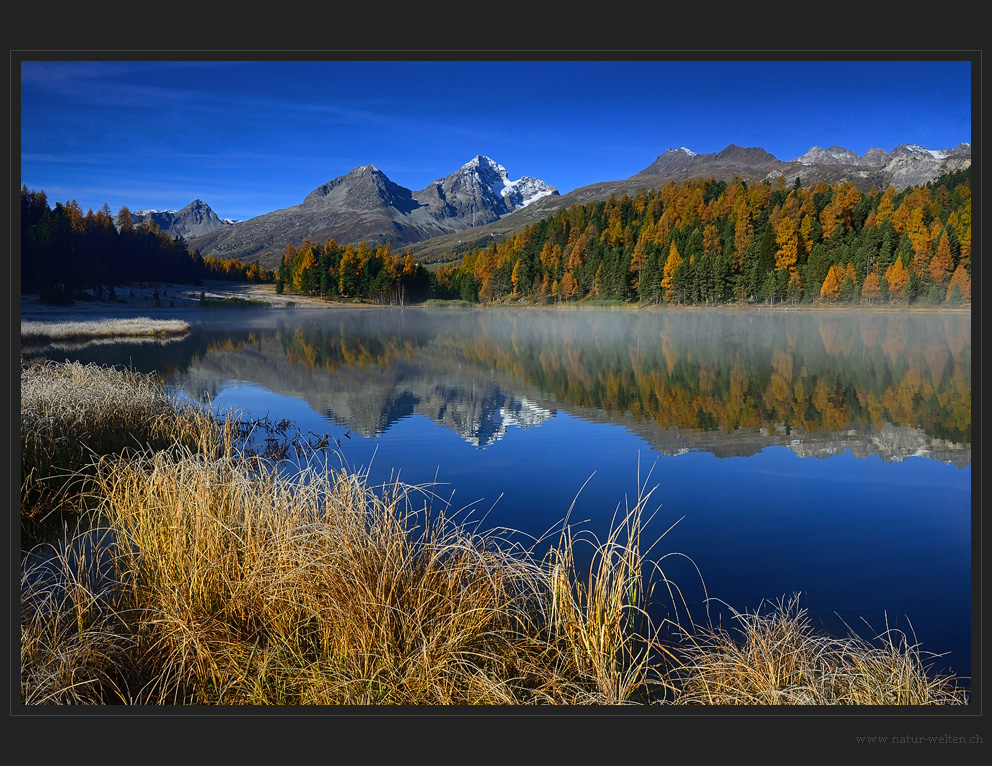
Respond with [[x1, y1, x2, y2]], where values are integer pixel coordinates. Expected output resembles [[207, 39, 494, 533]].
[[135, 142, 969, 269], [131, 198, 241, 240], [182, 156, 557, 267]]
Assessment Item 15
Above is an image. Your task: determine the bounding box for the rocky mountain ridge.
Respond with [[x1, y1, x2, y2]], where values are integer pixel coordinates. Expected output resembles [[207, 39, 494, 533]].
[[169, 141, 969, 267], [186, 156, 557, 267], [130, 198, 238, 239]]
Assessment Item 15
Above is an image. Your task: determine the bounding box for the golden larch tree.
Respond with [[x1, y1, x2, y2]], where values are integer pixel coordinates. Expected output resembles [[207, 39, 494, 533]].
[[818, 263, 843, 302], [560, 270, 578, 301], [732, 199, 752, 267], [660, 242, 683, 296], [861, 271, 883, 304], [946, 265, 971, 302], [885, 256, 909, 297], [774, 215, 800, 273], [510, 259, 523, 296], [928, 230, 954, 286]]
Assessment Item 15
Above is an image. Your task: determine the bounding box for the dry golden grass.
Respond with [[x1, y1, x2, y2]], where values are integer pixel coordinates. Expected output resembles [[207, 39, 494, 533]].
[[544, 481, 687, 704], [671, 595, 969, 705], [21, 523, 135, 705], [22, 449, 674, 704], [19, 360, 226, 536]]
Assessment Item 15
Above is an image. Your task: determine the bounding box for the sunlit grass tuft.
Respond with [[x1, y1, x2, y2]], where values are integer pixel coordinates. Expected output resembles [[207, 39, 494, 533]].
[[671, 594, 969, 705]]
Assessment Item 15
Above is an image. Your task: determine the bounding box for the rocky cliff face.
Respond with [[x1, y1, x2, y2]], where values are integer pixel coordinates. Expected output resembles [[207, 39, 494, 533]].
[[794, 145, 865, 166], [876, 143, 973, 189]]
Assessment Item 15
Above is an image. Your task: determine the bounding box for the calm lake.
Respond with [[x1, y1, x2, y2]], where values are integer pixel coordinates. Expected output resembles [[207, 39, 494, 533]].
[[28, 306, 973, 683]]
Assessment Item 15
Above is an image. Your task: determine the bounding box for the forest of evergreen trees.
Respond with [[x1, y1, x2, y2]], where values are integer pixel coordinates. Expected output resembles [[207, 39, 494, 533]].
[[22, 167, 972, 309], [19, 188, 273, 304]]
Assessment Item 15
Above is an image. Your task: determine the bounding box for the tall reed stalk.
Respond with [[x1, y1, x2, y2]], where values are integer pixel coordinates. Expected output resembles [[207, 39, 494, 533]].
[[544, 480, 683, 703]]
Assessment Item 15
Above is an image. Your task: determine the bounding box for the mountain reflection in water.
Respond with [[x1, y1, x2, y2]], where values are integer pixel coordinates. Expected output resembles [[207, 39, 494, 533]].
[[145, 307, 971, 466]]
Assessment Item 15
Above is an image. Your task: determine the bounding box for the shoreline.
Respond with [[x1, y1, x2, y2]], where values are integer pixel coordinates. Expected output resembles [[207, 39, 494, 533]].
[[19, 280, 972, 323], [18, 280, 350, 322]]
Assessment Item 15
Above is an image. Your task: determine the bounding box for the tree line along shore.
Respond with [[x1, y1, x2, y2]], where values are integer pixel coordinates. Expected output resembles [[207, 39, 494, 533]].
[[21, 165, 971, 310]]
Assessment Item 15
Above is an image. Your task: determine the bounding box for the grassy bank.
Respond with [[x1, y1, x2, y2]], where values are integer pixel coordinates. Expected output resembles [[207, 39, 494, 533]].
[[21, 317, 191, 341], [19, 361, 969, 705]]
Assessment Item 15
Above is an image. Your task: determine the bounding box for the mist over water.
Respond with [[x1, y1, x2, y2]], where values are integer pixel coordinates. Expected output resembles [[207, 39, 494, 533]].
[[27, 306, 972, 682]]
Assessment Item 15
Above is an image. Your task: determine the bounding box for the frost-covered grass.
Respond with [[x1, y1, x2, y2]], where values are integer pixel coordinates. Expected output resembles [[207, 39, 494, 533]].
[[19, 360, 223, 535], [21, 317, 191, 341]]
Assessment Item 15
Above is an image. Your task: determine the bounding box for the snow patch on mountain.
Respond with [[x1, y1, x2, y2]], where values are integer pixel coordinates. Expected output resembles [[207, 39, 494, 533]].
[[462, 155, 558, 211], [892, 143, 967, 160]]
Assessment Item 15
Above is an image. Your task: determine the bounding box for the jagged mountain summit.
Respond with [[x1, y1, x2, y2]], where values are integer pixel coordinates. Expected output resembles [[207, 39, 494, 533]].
[[794, 142, 971, 166], [129, 199, 237, 239], [432, 155, 558, 218], [628, 142, 971, 190], [635, 144, 784, 177], [793, 145, 867, 166], [188, 157, 558, 268]]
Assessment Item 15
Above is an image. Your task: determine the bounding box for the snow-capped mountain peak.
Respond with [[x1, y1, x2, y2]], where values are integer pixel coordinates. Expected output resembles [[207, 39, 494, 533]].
[[133, 208, 177, 216], [457, 155, 557, 211], [462, 155, 511, 196]]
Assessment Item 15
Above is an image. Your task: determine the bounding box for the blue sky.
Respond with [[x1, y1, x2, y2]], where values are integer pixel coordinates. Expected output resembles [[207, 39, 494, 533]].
[[19, 57, 973, 223]]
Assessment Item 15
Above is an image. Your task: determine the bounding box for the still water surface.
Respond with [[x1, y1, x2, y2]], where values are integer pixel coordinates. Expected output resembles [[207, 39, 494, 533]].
[[30, 306, 972, 682]]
